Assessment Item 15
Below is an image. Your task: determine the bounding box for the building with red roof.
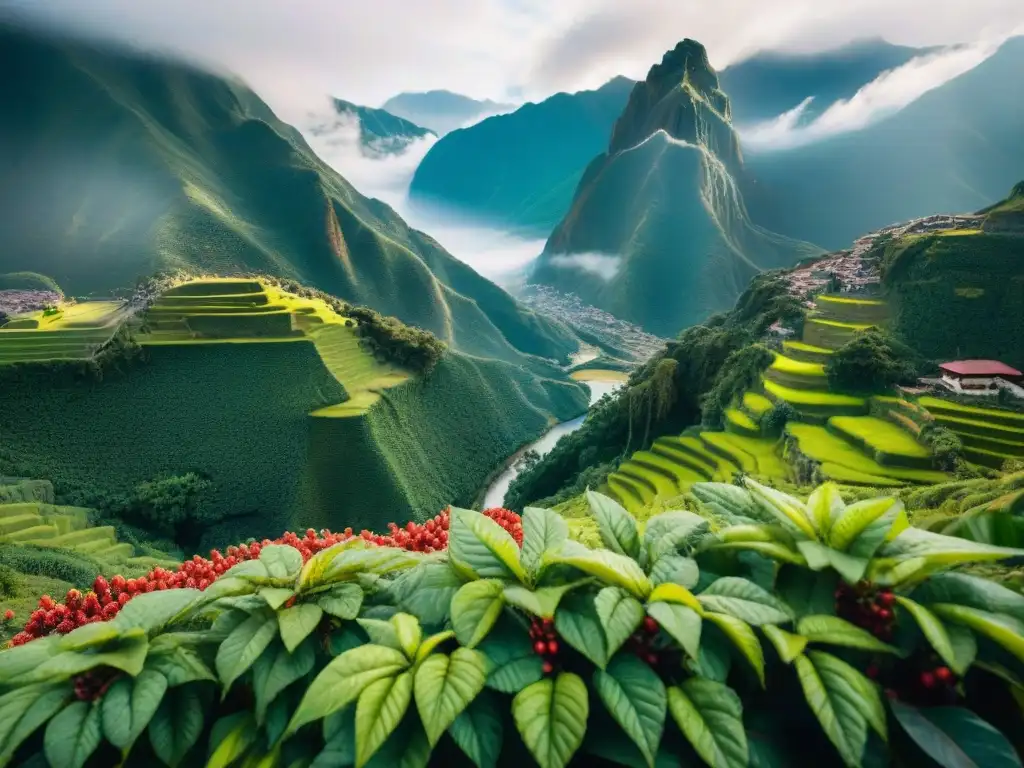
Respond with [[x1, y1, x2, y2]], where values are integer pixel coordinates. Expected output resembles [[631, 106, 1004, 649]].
[[938, 359, 1022, 395]]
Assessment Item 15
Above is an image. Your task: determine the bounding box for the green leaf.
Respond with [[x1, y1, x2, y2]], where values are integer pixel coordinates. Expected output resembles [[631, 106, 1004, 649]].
[[797, 615, 900, 655], [44, 701, 101, 768], [697, 577, 794, 625], [930, 603, 1024, 665], [795, 650, 882, 766], [775, 565, 839, 619], [391, 612, 422, 659], [914, 572, 1024, 623], [288, 644, 410, 735], [548, 540, 652, 600], [667, 678, 748, 768], [877, 528, 1024, 571], [324, 546, 423, 583], [413, 647, 488, 746], [448, 691, 504, 768], [260, 544, 304, 579], [555, 591, 609, 668], [743, 477, 817, 540], [415, 630, 454, 663], [363, 716, 430, 768], [595, 587, 645, 657], [278, 603, 324, 653], [450, 579, 505, 648], [894, 596, 959, 669], [513, 673, 589, 768], [522, 507, 569, 575], [691, 482, 766, 524], [298, 537, 364, 588], [13, 629, 150, 686], [147, 685, 205, 768], [890, 701, 1022, 768], [358, 618, 402, 650], [478, 624, 544, 693], [216, 609, 278, 693], [110, 589, 203, 634], [648, 582, 703, 612], [316, 707, 355, 767], [101, 669, 168, 751], [646, 602, 702, 661], [448, 507, 526, 582], [806, 482, 844, 537], [355, 672, 413, 768], [146, 645, 217, 688], [594, 654, 667, 768], [648, 553, 699, 589], [0, 636, 60, 685], [642, 511, 711, 566], [57, 622, 122, 652], [259, 587, 295, 610], [207, 711, 257, 768], [317, 581, 365, 620], [796, 541, 870, 584], [587, 490, 640, 558], [947, 624, 978, 677], [829, 496, 901, 552], [253, 638, 316, 724], [762, 625, 807, 664], [503, 583, 583, 619], [847, 501, 908, 561], [390, 563, 461, 627], [0, 683, 69, 766], [704, 612, 765, 687]]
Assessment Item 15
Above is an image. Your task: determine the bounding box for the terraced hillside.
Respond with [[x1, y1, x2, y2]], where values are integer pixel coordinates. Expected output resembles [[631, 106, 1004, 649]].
[[918, 396, 1024, 468], [0, 301, 129, 363], [0, 279, 586, 543]]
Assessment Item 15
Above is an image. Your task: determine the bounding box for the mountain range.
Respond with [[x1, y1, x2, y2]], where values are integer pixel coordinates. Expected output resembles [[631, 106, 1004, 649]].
[[0, 24, 575, 364], [304, 98, 434, 159], [381, 90, 513, 135]]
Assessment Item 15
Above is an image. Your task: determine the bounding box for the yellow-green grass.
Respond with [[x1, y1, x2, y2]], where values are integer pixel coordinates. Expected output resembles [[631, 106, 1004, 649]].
[[615, 466, 661, 507], [802, 318, 872, 350], [606, 475, 646, 515], [817, 463, 904, 487], [763, 379, 868, 416], [619, 461, 680, 500], [651, 437, 716, 479], [308, 324, 409, 417], [655, 436, 737, 481], [742, 391, 774, 418], [766, 353, 828, 390], [782, 340, 835, 364], [786, 424, 949, 485], [936, 228, 984, 237], [957, 432, 1024, 458], [629, 451, 705, 491], [828, 416, 935, 469], [725, 408, 760, 437], [919, 396, 1024, 428], [0, 302, 127, 364], [702, 433, 789, 478], [814, 294, 888, 325], [928, 413, 1024, 443]]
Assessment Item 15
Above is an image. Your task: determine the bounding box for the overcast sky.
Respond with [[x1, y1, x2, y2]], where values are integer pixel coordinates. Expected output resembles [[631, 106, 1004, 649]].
[[3, 0, 1024, 117]]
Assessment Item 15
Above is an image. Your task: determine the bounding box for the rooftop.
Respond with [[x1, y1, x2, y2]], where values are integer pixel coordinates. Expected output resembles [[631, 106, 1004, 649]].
[[939, 359, 1023, 377]]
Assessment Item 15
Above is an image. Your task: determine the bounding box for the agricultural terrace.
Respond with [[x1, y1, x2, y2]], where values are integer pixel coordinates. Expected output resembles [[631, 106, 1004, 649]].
[[0, 300, 129, 363], [918, 395, 1024, 468]]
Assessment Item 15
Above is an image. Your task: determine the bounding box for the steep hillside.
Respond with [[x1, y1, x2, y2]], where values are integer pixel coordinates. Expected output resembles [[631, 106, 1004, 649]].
[[530, 39, 821, 336], [409, 77, 634, 235], [305, 98, 434, 158], [0, 24, 576, 363], [719, 38, 925, 125], [381, 90, 513, 135], [744, 36, 1024, 250], [0, 280, 587, 549]]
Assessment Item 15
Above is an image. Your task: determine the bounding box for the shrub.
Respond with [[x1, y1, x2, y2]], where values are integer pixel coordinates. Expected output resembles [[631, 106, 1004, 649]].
[[825, 330, 926, 393], [700, 344, 774, 429], [0, 563, 19, 597], [918, 422, 963, 471], [346, 305, 447, 373], [0, 544, 106, 590], [2, 484, 1023, 767], [760, 401, 797, 437]]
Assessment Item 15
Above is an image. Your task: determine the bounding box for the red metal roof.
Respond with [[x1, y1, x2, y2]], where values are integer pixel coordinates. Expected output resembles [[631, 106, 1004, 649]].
[[939, 360, 1022, 377]]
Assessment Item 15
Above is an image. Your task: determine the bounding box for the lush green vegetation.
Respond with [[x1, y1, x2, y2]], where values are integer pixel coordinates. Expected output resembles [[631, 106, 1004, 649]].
[[2, 484, 1024, 766], [824, 330, 926, 393]]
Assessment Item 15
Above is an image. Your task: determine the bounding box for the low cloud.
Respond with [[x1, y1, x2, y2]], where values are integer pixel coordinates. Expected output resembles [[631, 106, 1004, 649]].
[[548, 252, 621, 281], [738, 39, 1005, 151]]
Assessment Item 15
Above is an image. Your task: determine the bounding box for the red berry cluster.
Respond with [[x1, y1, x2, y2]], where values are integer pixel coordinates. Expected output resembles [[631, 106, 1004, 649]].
[[626, 616, 662, 667], [873, 654, 959, 706], [834, 581, 896, 641], [529, 617, 559, 676], [2, 609, 13, 622], [9, 507, 524, 646], [73, 667, 121, 701]]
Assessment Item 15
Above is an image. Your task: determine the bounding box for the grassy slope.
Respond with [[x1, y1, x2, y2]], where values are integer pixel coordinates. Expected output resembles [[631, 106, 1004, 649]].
[[0, 24, 576, 365]]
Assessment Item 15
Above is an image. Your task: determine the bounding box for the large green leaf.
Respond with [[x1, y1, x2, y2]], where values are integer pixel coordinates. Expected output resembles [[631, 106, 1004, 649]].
[[110, 589, 203, 635], [646, 602, 701, 661], [415, 630, 455, 664], [697, 577, 794, 625], [548, 541, 652, 599], [797, 615, 900, 655], [147, 685, 205, 768], [930, 603, 1024, 665], [146, 645, 217, 688], [215, 609, 278, 693], [914, 572, 1024, 623], [253, 638, 316, 724], [14, 629, 149, 686], [451, 579, 505, 648], [947, 624, 978, 677], [587, 490, 640, 558], [829, 496, 901, 553], [477, 623, 544, 694], [691, 482, 766, 525], [44, 701, 101, 768], [355, 672, 413, 768], [806, 482, 845, 537], [391, 562, 462, 627], [704, 612, 765, 687], [413, 647, 488, 746], [890, 701, 1022, 768], [513, 673, 589, 768], [101, 669, 168, 752], [448, 507, 526, 582], [595, 587, 645, 657], [448, 691, 504, 768], [593, 654, 667, 768], [743, 477, 817, 540], [877, 528, 1024, 570], [894, 596, 959, 669], [796, 541, 870, 584], [762, 625, 807, 664], [0, 683, 69, 766], [278, 603, 324, 653], [318, 582, 365, 620], [391, 613, 423, 660], [847, 501, 908, 561], [260, 544, 304, 579], [648, 553, 700, 589], [207, 711, 257, 768], [503, 583, 583, 619], [794, 651, 883, 766], [288, 644, 410, 735], [522, 507, 569, 575], [555, 591, 609, 669], [642, 511, 711, 566], [326, 546, 424, 582], [667, 678, 748, 768]]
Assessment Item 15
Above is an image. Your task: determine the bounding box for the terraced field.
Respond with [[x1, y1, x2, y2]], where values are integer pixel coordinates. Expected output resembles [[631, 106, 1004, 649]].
[[814, 295, 888, 324], [918, 396, 1024, 468], [828, 416, 935, 468], [782, 340, 834, 364], [0, 301, 129, 363], [762, 379, 868, 418], [802, 318, 873, 349]]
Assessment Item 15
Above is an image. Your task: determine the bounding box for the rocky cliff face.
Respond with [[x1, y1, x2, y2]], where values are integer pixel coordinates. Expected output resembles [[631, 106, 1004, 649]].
[[531, 39, 819, 336]]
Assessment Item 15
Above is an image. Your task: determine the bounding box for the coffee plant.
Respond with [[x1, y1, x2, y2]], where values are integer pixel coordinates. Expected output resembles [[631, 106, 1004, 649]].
[[1, 481, 1023, 767]]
